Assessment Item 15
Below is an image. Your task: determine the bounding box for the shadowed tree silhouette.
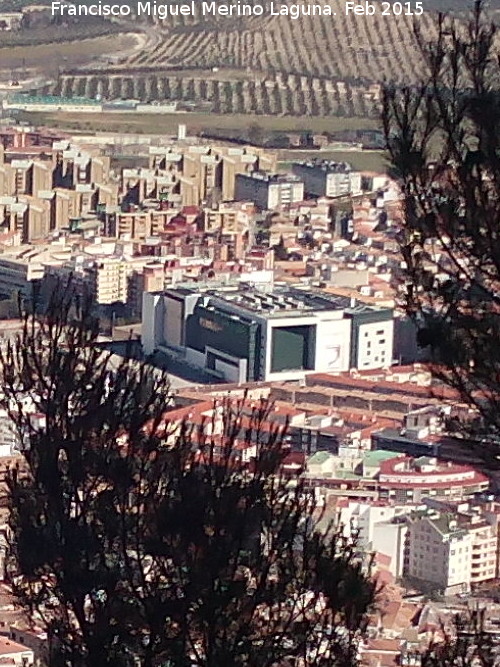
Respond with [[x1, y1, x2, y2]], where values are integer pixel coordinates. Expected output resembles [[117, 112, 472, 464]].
[[420, 609, 496, 667], [0, 279, 376, 666], [273, 235, 289, 260], [382, 0, 500, 465]]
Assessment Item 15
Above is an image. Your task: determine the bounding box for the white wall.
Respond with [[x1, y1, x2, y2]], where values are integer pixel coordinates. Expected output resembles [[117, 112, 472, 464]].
[[206, 346, 248, 383], [292, 181, 305, 202], [325, 172, 350, 197], [349, 171, 362, 196], [372, 521, 408, 578], [141, 293, 165, 355], [355, 319, 394, 370], [267, 183, 280, 209], [408, 518, 473, 592], [214, 358, 243, 383], [358, 505, 392, 545], [185, 347, 206, 368], [263, 315, 316, 382], [262, 311, 352, 381], [314, 316, 351, 373]]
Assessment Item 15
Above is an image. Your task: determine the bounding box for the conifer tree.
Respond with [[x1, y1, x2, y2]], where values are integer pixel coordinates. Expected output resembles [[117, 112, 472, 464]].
[[1, 280, 375, 666], [382, 1, 500, 462]]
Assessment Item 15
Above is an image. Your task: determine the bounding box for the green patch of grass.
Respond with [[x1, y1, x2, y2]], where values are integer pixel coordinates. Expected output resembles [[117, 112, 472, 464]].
[[278, 150, 388, 173], [19, 111, 380, 136]]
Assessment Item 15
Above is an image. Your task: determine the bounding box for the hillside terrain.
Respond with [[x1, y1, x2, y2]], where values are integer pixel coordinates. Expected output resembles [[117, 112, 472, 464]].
[[43, 0, 440, 118], [4, 0, 496, 118]]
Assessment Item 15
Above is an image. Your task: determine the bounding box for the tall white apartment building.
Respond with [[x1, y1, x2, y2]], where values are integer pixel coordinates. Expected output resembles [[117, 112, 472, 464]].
[[408, 513, 473, 594], [234, 172, 304, 210], [292, 160, 362, 198]]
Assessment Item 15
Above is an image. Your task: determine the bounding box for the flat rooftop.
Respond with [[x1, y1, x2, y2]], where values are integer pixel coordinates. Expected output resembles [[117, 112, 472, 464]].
[[211, 287, 350, 316], [238, 171, 302, 184], [160, 284, 393, 319], [293, 159, 355, 174], [161, 285, 351, 318]]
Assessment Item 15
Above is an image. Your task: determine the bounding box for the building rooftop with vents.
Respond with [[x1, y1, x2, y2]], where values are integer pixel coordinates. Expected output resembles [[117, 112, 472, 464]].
[[293, 159, 355, 173], [198, 285, 352, 318]]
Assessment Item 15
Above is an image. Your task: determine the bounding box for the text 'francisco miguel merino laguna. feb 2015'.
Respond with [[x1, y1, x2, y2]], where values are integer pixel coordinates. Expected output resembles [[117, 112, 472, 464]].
[[50, 1, 425, 19]]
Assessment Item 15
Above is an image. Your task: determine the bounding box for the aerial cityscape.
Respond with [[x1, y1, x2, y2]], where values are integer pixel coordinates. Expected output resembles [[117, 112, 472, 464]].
[[0, 0, 500, 665]]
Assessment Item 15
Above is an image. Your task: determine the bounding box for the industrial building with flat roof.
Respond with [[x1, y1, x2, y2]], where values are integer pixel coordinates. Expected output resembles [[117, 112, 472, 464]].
[[142, 284, 394, 383]]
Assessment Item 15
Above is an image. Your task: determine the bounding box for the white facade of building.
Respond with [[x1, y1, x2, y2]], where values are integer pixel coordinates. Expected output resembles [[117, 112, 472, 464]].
[[89, 258, 130, 305], [0, 13, 24, 30], [336, 500, 413, 579], [142, 292, 166, 356], [325, 170, 362, 198], [0, 409, 19, 457], [0, 636, 34, 666], [355, 319, 395, 369], [234, 172, 304, 210], [261, 311, 352, 382], [371, 521, 408, 578], [292, 162, 362, 198], [408, 515, 473, 594]]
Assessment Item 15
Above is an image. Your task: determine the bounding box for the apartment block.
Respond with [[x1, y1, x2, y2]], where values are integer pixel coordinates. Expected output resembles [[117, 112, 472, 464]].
[[234, 172, 304, 210], [202, 202, 255, 236], [0, 160, 52, 197], [83, 257, 133, 305], [53, 148, 111, 189], [147, 144, 276, 204], [292, 160, 362, 198], [408, 513, 473, 594], [407, 503, 500, 594]]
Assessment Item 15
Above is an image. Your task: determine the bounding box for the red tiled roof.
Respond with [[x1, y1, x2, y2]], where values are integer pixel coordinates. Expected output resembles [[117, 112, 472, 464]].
[[306, 372, 459, 401], [0, 636, 32, 655], [374, 552, 392, 568], [365, 638, 401, 653], [181, 206, 201, 216], [378, 456, 488, 489]]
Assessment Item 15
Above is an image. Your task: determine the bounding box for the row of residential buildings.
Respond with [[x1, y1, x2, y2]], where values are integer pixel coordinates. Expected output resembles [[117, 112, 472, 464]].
[[0, 124, 493, 666]]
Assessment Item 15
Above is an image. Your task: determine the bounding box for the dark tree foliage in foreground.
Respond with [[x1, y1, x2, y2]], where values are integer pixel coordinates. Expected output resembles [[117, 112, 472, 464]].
[[0, 282, 375, 666], [382, 1, 500, 463], [383, 9, 500, 663], [420, 610, 497, 667]]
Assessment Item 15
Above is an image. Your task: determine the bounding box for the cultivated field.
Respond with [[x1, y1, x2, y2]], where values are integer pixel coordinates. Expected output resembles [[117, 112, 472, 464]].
[[278, 150, 388, 173], [0, 34, 141, 71], [18, 111, 380, 135], [41, 0, 440, 118], [124, 2, 436, 84]]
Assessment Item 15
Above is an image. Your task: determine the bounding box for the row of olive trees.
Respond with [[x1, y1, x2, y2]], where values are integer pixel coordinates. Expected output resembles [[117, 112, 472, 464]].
[[52, 73, 380, 118], [126, 9, 436, 85]]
